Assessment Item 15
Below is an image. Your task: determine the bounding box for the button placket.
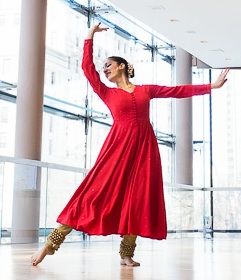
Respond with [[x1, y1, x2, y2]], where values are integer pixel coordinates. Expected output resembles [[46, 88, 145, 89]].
[[130, 93, 138, 123]]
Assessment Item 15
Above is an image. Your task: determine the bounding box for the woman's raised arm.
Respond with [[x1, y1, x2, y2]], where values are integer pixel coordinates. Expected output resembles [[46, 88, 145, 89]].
[[81, 24, 109, 102]]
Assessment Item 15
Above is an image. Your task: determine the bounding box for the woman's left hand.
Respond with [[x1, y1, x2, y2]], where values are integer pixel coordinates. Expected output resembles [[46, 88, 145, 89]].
[[211, 69, 230, 89]]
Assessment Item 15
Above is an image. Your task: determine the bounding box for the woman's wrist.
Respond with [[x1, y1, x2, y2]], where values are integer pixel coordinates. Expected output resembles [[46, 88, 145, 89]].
[[86, 30, 95, 40]]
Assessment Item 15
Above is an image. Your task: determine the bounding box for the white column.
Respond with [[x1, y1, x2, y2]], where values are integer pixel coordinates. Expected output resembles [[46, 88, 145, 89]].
[[11, 0, 47, 243], [175, 47, 193, 185]]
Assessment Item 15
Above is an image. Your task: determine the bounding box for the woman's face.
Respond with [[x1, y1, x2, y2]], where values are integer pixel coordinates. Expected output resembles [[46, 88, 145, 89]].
[[103, 59, 125, 82]]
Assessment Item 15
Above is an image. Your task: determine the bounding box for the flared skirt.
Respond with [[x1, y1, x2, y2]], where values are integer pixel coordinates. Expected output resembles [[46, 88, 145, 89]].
[[57, 121, 167, 240]]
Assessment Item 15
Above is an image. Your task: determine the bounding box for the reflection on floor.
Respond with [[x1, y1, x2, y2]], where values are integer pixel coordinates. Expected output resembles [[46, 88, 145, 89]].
[[1, 237, 241, 280]]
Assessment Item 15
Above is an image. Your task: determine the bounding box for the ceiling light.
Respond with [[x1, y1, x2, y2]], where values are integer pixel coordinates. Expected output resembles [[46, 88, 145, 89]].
[[186, 30, 196, 34], [149, 5, 165, 11], [209, 48, 224, 52], [170, 19, 179, 22]]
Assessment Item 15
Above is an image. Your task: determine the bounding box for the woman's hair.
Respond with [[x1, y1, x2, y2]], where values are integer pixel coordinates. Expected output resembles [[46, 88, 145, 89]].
[[108, 56, 135, 78]]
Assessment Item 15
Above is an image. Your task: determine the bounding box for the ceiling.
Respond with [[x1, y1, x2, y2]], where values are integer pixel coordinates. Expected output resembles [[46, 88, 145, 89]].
[[108, 0, 240, 68]]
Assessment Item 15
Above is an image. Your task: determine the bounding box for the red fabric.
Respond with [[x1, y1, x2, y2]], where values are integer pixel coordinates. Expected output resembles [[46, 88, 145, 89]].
[[57, 39, 211, 240]]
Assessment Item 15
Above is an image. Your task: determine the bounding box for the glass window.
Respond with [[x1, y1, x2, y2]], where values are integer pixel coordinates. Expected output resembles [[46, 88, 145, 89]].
[[151, 59, 173, 135], [212, 69, 241, 188], [87, 121, 110, 168], [213, 191, 241, 233], [42, 112, 86, 167], [192, 68, 211, 188], [0, 162, 15, 243], [0, 0, 21, 85], [40, 167, 84, 240], [45, 0, 88, 107], [165, 189, 204, 234], [0, 100, 16, 156]]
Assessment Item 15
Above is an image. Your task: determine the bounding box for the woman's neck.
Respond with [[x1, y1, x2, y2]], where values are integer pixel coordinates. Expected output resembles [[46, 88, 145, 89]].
[[116, 78, 133, 89]]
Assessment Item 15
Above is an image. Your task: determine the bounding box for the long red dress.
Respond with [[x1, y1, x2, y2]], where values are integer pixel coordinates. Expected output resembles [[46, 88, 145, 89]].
[[57, 39, 211, 240]]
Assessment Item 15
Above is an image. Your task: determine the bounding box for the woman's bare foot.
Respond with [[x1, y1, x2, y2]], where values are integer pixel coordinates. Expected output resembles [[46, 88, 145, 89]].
[[120, 257, 140, 267], [31, 246, 54, 266]]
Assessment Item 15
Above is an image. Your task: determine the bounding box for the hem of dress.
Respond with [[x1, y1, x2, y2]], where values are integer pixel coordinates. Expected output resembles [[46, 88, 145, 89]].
[[56, 219, 167, 241]]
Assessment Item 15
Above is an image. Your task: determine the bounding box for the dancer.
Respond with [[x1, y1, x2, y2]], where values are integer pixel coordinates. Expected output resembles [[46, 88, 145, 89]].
[[31, 23, 229, 267]]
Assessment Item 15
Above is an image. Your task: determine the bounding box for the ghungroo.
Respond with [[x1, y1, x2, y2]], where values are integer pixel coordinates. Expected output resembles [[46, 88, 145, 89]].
[[47, 228, 65, 251], [119, 240, 136, 258]]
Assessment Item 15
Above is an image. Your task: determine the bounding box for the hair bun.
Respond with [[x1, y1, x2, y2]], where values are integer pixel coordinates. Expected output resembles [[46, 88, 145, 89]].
[[127, 63, 135, 78]]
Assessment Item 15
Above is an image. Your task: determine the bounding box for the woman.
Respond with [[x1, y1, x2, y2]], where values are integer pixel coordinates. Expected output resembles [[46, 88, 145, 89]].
[[32, 23, 229, 267]]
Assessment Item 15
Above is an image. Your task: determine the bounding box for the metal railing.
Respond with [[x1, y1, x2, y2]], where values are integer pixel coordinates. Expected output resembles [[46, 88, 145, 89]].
[[1, 155, 241, 244]]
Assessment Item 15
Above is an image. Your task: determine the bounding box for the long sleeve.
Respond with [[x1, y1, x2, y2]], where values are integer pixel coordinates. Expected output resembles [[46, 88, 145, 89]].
[[81, 39, 109, 102], [148, 84, 211, 99]]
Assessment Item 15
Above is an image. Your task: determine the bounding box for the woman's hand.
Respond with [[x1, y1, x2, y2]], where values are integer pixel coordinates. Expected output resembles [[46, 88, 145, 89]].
[[87, 23, 109, 39], [211, 69, 230, 89]]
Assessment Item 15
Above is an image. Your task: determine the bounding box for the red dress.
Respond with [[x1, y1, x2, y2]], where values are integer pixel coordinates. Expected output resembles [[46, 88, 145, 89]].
[[57, 39, 211, 240]]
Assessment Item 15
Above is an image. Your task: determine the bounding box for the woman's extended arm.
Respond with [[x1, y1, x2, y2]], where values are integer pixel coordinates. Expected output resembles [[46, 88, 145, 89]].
[[149, 69, 229, 99]]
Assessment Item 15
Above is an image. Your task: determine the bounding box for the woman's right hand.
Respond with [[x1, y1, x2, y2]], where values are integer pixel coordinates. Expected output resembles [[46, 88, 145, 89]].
[[87, 23, 109, 39]]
